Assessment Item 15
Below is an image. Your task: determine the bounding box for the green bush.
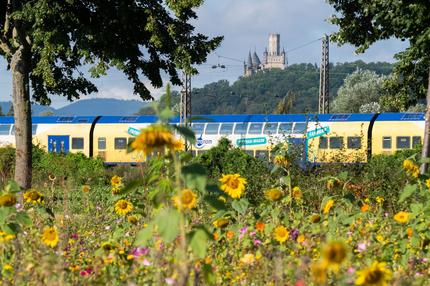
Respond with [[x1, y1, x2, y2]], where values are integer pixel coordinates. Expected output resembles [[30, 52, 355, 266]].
[[194, 138, 274, 203]]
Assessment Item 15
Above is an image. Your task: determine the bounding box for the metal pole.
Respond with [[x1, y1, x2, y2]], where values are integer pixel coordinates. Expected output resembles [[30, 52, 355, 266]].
[[180, 71, 192, 150], [318, 34, 329, 114]]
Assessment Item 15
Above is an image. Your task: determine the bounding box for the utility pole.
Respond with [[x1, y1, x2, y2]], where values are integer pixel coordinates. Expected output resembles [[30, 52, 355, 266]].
[[180, 71, 192, 149], [318, 34, 329, 114]]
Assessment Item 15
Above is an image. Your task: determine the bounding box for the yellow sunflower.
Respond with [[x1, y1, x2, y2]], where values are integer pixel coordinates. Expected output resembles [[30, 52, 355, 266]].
[[292, 186, 302, 200], [394, 211, 409, 224], [111, 175, 122, 188], [273, 155, 289, 167], [426, 178, 430, 190], [265, 188, 283, 201], [130, 124, 176, 155], [323, 199, 334, 214], [23, 189, 44, 204], [127, 215, 139, 224], [310, 214, 321, 223], [355, 261, 392, 286], [81, 185, 91, 193], [240, 253, 255, 265], [403, 159, 420, 178], [41, 226, 59, 248], [114, 200, 133, 216], [321, 241, 347, 272], [219, 174, 247, 199], [212, 218, 229, 228], [173, 189, 197, 210], [0, 193, 17, 207], [273, 225, 289, 243], [310, 262, 327, 285]]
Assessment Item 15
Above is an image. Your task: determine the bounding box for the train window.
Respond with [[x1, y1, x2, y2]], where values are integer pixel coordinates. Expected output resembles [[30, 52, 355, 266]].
[[98, 138, 106, 150], [10, 124, 38, 135], [192, 123, 205, 135], [263, 123, 278, 134], [219, 123, 233, 135], [396, 136, 411, 149], [319, 137, 328, 149], [347, 137, 361, 149], [278, 123, 293, 134], [72, 138, 84, 149], [413, 136, 421, 147], [205, 123, 219, 135], [234, 123, 248, 135], [248, 123, 263, 134], [114, 137, 127, 150], [293, 123, 307, 134], [329, 137, 343, 149], [0, 124, 10, 135], [256, 150, 269, 160], [382, 137, 391, 149], [245, 150, 254, 157]]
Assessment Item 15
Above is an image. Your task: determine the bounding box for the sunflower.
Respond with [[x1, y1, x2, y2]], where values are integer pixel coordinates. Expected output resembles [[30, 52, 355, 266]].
[[403, 159, 420, 177], [219, 174, 247, 199], [23, 189, 44, 204], [41, 226, 59, 248], [115, 200, 133, 216], [0, 193, 17, 207], [127, 215, 139, 224], [323, 199, 334, 214], [265, 188, 283, 201], [292, 186, 302, 200], [273, 226, 289, 243], [111, 175, 122, 188], [355, 261, 392, 286], [273, 155, 289, 167], [81, 185, 91, 193], [212, 218, 229, 228], [240, 253, 255, 265], [321, 241, 347, 272], [310, 214, 321, 223], [394, 211, 409, 224], [426, 178, 430, 190], [310, 262, 327, 285], [130, 124, 176, 155], [172, 189, 197, 210]]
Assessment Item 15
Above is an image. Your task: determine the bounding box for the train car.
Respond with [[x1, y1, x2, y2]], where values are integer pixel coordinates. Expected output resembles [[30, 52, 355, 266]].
[[0, 113, 426, 165]]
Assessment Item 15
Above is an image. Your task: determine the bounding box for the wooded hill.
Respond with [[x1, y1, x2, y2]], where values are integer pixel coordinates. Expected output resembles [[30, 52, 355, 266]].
[[137, 60, 394, 115]]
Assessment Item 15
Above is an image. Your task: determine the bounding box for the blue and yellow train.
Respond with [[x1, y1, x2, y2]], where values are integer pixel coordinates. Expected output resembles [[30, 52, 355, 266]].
[[0, 113, 425, 165]]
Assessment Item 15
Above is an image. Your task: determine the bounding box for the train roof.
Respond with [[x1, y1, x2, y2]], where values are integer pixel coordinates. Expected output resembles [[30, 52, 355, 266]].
[[0, 113, 425, 124]]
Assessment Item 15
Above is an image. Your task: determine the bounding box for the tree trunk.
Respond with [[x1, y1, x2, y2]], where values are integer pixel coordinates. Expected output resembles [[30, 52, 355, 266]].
[[421, 68, 430, 174], [11, 46, 32, 189]]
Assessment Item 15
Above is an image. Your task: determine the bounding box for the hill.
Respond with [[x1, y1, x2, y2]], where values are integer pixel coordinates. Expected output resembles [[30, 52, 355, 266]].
[[0, 98, 149, 116], [137, 60, 394, 115]]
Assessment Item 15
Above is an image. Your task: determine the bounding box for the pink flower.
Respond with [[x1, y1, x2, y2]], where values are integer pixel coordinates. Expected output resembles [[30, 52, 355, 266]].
[[79, 267, 93, 277], [165, 277, 175, 285], [239, 227, 248, 239], [249, 231, 256, 237], [142, 259, 151, 266], [253, 239, 262, 246]]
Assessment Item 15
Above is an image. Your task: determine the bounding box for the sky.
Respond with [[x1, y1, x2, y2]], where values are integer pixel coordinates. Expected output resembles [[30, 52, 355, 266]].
[[0, 0, 409, 108]]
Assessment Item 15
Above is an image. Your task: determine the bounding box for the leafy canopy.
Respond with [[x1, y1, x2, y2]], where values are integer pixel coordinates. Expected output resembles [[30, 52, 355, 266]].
[[0, 0, 222, 104], [328, 0, 430, 100]]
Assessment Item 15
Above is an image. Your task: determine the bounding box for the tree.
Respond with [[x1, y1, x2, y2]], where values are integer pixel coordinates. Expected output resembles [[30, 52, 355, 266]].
[[332, 70, 387, 113], [273, 91, 296, 114], [327, 0, 430, 172], [0, 1, 222, 188]]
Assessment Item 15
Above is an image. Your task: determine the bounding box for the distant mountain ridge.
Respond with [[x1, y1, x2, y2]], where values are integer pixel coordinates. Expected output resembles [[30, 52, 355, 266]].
[[0, 98, 149, 116]]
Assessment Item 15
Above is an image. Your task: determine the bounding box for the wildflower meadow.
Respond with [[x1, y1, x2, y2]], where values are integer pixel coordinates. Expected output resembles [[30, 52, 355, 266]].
[[0, 109, 430, 285]]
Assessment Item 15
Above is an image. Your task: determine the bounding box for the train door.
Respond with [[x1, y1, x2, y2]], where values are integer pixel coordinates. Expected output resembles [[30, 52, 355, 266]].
[[48, 135, 69, 153]]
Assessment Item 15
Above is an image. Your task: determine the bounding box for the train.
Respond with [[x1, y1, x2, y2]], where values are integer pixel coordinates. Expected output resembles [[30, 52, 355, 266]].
[[0, 112, 425, 165]]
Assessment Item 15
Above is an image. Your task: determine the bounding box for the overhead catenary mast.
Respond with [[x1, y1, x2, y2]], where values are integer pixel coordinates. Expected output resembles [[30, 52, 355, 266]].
[[318, 34, 329, 114], [180, 71, 192, 149]]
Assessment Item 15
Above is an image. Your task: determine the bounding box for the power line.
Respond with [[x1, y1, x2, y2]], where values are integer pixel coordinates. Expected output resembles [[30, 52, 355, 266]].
[[285, 38, 322, 54]]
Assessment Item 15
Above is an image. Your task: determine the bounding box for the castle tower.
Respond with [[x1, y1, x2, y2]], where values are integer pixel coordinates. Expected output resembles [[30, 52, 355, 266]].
[[244, 51, 254, 77], [263, 33, 286, 70]]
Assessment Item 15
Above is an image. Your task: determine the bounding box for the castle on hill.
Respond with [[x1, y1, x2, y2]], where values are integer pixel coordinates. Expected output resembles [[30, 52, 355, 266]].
[[244, 33, 287, 77]]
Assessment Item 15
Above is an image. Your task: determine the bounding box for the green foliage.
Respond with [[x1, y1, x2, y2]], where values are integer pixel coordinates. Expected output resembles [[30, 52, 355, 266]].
[[332, 69, 388, 113], [328, 0, 430, 106], [148, 61, 393, 115], [194, 138, 274, 202]]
